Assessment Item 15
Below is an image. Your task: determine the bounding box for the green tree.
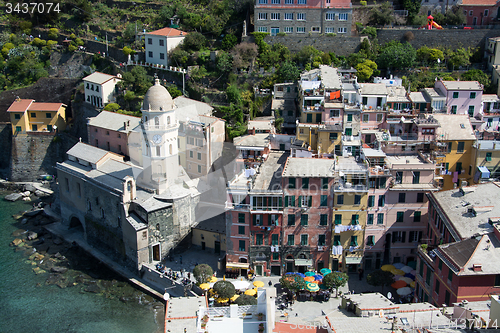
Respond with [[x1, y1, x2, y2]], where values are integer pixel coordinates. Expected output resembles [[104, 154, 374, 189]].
[[123, 46, 133, 57], [167, 85, 182, 98], [404, 0, 421, 24], [216, 51, 233, 73], [222, 34, 238, 51], [369, 2, 394, 26], [417, 46, 444, 64], [377, 42, 416, 69], [235, 294, 258, 305], [103, 103, 121, 112], [322, 272, 349, 297], [355, 59, 378, 82], [226, 84, 242, 105], [213, 281, 236, 299], [279, 275, 306, 292], [274, 117, 284, 133], [190, 65, 208, 81], [366, 270, 394, 294], [276, 61, 300, 82], [360, 27, 377, 39], [231, 42, 258, 70], [193, 264, 213, 284], [48, 28, 59, 40], [447, 47, 471, 70], [182, 32, 206, 52], [445, 6, 467, 25], [461, 69, 490, 88], [294, 45, 322, 67]]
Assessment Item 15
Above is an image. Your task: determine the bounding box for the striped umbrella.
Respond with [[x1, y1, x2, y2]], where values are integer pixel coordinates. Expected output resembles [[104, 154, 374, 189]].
[[320, 268, 332, 275], [306, 282, 320, 292]]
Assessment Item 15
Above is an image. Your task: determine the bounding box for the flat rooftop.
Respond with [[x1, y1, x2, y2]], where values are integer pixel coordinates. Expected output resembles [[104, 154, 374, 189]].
[[430, 183, 500, 239], [233, 133, 270, 148], [343, 292, 397, 311], [165, 296, 204, 333], [252, 151, 288, 191], [434, 114, 476, 141], [282, 157, 335, 178], [385, 155, 429, 167], [441, 80, 483, 91], [335, 156, 368, 173]]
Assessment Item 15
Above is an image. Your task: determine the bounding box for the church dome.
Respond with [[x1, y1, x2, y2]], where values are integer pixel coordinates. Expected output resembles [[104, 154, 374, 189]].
[[141, 78, 174, 112]]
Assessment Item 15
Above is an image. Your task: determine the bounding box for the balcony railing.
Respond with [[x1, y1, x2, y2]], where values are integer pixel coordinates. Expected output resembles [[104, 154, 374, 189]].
[[143, 123, 177, 131], [225, 202, 251, 210], [334, 184, 368, 192]]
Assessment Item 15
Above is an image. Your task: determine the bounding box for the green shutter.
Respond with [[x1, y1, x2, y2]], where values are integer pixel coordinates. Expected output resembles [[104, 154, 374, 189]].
[[253, 215, 257, 225], [308, 196, 312, 207], [298, 196, 302, 207], [284, 196, 288, 207], [279, 196, 282, 208], [291, 196, 295, 207], [253, 197, 257, 208]]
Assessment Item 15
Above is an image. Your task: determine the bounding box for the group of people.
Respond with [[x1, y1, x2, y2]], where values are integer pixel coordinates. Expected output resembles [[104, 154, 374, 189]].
[[155, 263, 193, 285]]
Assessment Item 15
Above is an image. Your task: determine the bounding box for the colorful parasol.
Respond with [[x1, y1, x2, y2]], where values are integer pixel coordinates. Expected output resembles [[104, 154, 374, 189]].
[[199, 283, 210, 290], [244, 289, 257, 296], [209, 276, 218, 283], [391, 280, 407, 289], [320, 268, 332, 275], [381, 264, 395, 272], [305, 272, 316, 277], [253, 281, 265, 288], [304, 276, 315, 282], [306, 282, 320, 292]]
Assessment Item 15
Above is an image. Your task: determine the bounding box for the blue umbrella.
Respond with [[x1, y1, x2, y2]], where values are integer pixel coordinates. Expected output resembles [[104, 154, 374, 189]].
[[404, 273, 415, 280], [313, 274, 323, 281], [285, 272, 295, 275], [320, 268, 332, 275], [296, 272, 305, 278], [393, 263, 405, 269]]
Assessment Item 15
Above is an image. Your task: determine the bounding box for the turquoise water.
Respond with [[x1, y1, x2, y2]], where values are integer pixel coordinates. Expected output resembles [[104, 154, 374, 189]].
[[0, 194, 161, 333]]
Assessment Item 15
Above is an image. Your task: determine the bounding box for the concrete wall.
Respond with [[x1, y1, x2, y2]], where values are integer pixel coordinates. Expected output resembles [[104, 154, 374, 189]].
[[261, 35, 362, 56]]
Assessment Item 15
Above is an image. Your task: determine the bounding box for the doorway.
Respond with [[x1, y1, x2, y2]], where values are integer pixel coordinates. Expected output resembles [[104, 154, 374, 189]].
[[214, 241, 220, 254], [286, 261, 294, 272], [332, 259, 339, 271], [201, 241, 206, 250], [255, 265, 263, 276], [271, 265, 281, 276], [152, 244, 160, 261]]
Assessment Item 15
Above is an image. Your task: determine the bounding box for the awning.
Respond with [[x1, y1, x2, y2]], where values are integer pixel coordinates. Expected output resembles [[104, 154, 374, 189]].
[[345, 257, 363, 265], [226, 262, 250, 269], [478, 166, 491, 179], [294, 259, 313, 266]]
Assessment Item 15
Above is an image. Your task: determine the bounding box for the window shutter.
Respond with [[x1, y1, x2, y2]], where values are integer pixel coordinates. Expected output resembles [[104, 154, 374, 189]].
[[298, 196, 302, 207], [392, 232, 397, 243], [418, 231, 423, 241], [266, 214, 270, 225], [402, 231, 406, 243], [279, 197, 282, 208], [253, 197, 257, 207], [308, 196, 312, 207], [284, 196, 288, 207], [253, 215, 257, 225], [291, 196, 295, 207], [409, 231, 414, 242]]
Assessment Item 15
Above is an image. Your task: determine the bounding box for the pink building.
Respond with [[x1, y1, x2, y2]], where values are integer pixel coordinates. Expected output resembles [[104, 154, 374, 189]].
[[434, 80, 483, 117], [460, 0, 500, 26], [87, 111, 141, 157]]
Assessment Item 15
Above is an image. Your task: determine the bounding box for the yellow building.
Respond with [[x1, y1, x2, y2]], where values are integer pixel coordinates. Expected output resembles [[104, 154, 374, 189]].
[[191, 215, 226, 255], [296, 123, 342, 156], [472, 140, 500, 182], [433, 114, 476, 190], [7, 98, 67, 135], [331, 156, 369, 273]]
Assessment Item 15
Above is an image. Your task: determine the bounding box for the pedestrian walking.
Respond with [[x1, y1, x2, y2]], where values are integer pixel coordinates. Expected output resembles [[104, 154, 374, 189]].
[[268, 280, 272, 287], [358, 268, 364, 281]]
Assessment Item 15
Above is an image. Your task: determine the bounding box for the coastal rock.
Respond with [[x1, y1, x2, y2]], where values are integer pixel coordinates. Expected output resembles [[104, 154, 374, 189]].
[[32, 239, 45, 246], [33, 267, 46, 275], [54, 252, 66, 260], [24, 209, 43, 217], [12, 229, 26, 237], [5, 193, 22, 201], [120, 296, 131, 303], [21, 218, 28, 224], [21, 191, 31, 197], [51, 266, 68, 274], [22, 197, 31, 201], [35, 190, 49, 197], [24, 184, 37, 192], [85, 284, 100, 293], [11, 238, 23, 246], [27, 231, 38, 241]]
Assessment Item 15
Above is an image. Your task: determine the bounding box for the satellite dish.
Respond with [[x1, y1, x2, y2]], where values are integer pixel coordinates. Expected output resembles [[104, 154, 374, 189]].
[[387, 292, 392, 300]]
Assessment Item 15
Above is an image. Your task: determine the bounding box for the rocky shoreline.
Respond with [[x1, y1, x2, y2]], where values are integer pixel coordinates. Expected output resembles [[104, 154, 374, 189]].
[[3, 189, 165, 332]]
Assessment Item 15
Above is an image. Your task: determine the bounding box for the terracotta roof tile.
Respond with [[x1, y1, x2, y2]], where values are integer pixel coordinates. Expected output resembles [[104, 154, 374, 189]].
[[7, 99, 34, 112], [147, 27, 187, 37], [28, 102, 65, 111], [461, 0, 498, 6]]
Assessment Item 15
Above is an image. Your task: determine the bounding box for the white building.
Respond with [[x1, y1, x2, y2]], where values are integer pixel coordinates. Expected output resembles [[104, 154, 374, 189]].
[[83, 72, 122, 108], [145, 27, 187, 67]]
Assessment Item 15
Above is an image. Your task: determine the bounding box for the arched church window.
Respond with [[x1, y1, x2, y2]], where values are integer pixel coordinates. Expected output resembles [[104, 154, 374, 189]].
[[169, 144, 172, 155], [155, 117, 160, 126], [167, 116, 171, 125], [156, 146, 161, 156]]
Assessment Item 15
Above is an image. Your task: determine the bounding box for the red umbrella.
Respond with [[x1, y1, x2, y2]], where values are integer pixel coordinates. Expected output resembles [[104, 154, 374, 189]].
[[391, 280, 407, 289]]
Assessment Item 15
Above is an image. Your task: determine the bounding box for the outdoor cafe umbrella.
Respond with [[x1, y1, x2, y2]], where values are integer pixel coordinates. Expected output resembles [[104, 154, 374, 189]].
[[304, 276, 315, 282], [296, 272, 306, 278], [305, 272, 316, 277], [230, 294, 239, 301], [245, 289, 257, 296], [401, 266, 413, 274], [381, 264, 395, 272], [396, 287, 412, 296], [306, 282, 320, 292], [253, 281, 265, 288], [391, 280, 407, 289], [319, 284, 329, 290], [397, 277, 413, 284], [210, 276, 218, 283], [313, 275, 323, 281], [217, 297, 229, 303], [410, 281, 416, 288], [404, 273, 416, 280], [391, 268, 405, 276], [233, 280, 250, 290], [320, 268, 332, 275], [393, 263, 405, 269], [199, 283, 211, 290], [285, 272, 295, 275]]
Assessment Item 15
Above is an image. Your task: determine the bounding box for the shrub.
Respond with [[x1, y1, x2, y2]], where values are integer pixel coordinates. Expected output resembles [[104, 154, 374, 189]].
[[360, 1, 367, 5], [68, 44, 77, 52], [277, 32, 287, 36], [193, 264, 213, 284], [32, 38, 47, 47], [70, 33, 77, 39], [47, 40, 57, 48], [103, 103, 121, 112], [403, 31, 414, 42], [234, 294, 258, 306], [213, 281, 236, 299], [48, 28, 59, 40], [75, 38, 84, 46], [326, 33, 336, 37]]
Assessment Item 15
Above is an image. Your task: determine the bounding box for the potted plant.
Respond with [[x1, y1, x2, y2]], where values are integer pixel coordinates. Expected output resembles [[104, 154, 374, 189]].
[[257, 313, 264, 320], [258, 323, 265, 332]]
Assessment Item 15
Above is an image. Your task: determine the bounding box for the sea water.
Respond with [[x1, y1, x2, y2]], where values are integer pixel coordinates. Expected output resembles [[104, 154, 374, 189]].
[[0, 194, 161, 333]]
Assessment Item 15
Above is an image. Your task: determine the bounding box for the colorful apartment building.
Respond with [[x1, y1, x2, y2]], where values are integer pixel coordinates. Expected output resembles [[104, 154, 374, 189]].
[[460, 0, 500, 26], [473, 140, 500, 181], [83, 72, 121, 108], [416, 183, 500, 305], [282, 157, 334, 273], [331, 156, 368, 273], [254, 0, 352, 36], [7, 98, 67, 134], [433, 114, 476, 190], [434, 80, 483, 117]]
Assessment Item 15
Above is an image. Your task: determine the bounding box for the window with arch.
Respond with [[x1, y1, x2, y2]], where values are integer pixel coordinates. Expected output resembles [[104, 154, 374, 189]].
[[169, 144, 172, 155], [167, 116, 171, 125], [156, 146, 161, 156], [154, 117, 160, 126]]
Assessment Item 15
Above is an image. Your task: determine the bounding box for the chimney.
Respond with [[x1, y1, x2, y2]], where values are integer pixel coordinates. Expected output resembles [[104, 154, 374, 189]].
[[124, 122, 127, 129], [127, 120, 130, 127], [472, 264, 482, 272]]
